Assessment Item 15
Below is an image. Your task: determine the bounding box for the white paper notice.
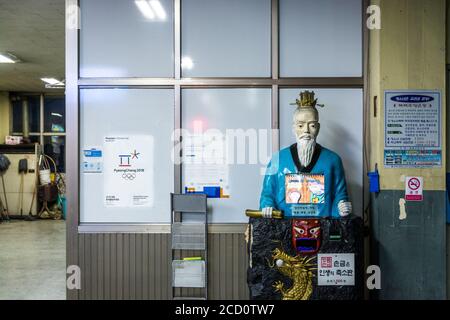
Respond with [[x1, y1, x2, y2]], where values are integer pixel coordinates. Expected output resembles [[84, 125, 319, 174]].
[[103, 136, 154, 207], [183, 132, 230, 196]]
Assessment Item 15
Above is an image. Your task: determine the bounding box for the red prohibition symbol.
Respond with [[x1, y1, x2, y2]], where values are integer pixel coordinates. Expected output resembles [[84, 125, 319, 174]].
[[408, 178, 420, 191]]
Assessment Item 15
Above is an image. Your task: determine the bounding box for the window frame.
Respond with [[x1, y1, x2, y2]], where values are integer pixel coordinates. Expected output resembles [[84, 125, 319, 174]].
[[10, 93, 66, 171], [68, 0, 368, 233]]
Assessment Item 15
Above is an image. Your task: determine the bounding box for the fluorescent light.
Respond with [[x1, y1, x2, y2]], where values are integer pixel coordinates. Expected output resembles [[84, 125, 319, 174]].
[[0, 55, 15, 63], [181, 56, 194, 70], [135, 0, 155, 19], [0, 52, 20, 63], [41, 78, 64, 86], [149, 0, 166, 20], [51, 113, 63, 118]]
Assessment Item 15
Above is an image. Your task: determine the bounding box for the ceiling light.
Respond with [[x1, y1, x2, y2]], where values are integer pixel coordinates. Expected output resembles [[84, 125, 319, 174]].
[[149, 0, 167, 20], [41, 78, 64, 86], [135, 0, 155, 19], [0, 52, 21, 63], [41, 78, 65, 89]]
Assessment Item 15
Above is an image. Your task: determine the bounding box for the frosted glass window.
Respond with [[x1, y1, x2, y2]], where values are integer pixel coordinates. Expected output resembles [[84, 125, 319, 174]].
[[279, 0, 362, 77], [182, 89, 272, 223], [181, 0, 271, 77], [280, 89, 363, 216], [80, 89, 174, 223], [80, 0, 174, 78]]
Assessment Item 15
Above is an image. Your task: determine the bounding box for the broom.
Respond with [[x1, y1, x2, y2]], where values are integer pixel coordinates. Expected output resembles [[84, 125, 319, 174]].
[[18, 158, 28, 219], [0, 154, 11, 219]]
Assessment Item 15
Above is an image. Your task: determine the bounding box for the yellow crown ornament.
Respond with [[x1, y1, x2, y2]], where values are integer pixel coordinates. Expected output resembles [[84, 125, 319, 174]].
[[290, 90, 324, 108]]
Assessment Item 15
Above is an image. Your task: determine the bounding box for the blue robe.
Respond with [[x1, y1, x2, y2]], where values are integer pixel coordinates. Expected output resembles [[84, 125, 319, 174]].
[[259, 144, 349, 218]]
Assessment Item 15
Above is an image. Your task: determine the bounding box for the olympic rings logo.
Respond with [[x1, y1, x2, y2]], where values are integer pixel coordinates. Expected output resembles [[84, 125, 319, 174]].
[[122, 173, 136, 180]]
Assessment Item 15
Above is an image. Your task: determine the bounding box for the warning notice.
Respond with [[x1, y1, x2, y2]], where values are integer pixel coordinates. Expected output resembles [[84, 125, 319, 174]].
[[405, 176, 423, 201]]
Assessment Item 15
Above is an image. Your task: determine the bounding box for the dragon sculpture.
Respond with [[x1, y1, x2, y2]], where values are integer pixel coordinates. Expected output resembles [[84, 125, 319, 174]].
[[268, 247, 316, 300]]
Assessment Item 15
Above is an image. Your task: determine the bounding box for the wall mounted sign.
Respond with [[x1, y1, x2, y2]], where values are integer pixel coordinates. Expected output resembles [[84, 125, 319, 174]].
[[103, 136, 154, 208], [82, 147, 103, 173], [384, 90, 441, 168], [183, 132, 230, 198], [405, 176, 423, 201], [317, 253, 355, 286], [446, 173, 450, 224]]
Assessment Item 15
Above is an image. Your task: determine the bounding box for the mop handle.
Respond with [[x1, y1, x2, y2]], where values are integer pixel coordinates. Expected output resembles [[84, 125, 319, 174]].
[[1, 175, 9, 214]]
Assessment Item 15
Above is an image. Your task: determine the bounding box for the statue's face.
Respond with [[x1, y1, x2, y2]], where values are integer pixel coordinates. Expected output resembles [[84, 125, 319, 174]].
[[292, 108, 320, 141]]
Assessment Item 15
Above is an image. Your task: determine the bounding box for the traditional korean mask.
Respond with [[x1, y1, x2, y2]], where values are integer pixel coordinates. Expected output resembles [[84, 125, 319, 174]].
[[292, 218, 321, 254], [292, 107, 320, 167]]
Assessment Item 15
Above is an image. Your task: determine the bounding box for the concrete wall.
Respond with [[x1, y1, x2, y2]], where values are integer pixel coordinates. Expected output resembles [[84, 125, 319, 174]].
[[0, 92, 10, 143], [369, 0, 447, 299]]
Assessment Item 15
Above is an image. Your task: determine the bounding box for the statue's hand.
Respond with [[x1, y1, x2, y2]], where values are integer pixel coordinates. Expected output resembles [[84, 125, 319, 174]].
[[338, 200, 352, 217], [262, 207, 273, 218]]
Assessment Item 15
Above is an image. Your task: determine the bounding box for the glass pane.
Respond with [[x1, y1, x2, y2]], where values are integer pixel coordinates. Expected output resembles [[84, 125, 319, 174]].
[[279, 88, 363, 216], [182, 88, 272, 223], [80, 0, 174, 78], [181, 0, 271, 77], [279, 0, 362, 77], [11, 96, 40, 133], [29, 136, 40, 144], [80, 88, 174, 223], [44, 136, 66, 173], [44, 96, 65, 133]]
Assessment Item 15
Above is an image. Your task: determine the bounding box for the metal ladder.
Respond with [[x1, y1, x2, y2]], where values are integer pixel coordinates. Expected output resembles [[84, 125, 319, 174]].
[[170, 193, 208, 300]]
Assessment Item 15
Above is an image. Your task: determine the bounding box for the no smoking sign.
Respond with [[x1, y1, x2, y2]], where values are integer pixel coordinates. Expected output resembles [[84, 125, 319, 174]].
[[405, 176, 423, 201]]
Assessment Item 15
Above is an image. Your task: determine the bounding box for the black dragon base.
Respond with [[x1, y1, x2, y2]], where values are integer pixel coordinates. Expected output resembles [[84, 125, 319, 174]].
[[247, 216, 364, 300]]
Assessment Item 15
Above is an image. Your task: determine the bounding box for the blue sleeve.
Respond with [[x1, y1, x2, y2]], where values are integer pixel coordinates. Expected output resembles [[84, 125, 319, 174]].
[[331, 156, 349, 218], [259, 160, 278, 210]]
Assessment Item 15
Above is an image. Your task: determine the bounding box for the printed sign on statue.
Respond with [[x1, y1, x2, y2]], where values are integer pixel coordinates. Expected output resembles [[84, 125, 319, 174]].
[[317, 253, 355, 286]]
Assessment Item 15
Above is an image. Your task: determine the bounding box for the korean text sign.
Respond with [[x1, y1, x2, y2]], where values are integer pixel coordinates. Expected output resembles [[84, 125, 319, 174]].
[[318, 253, 355, 286]]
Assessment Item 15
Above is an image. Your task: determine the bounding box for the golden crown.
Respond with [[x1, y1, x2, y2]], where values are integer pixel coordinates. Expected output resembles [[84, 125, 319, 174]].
[[290, 90, 323, 108]]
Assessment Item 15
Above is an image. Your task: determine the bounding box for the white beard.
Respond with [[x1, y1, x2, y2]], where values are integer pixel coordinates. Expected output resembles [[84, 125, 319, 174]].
[[296, 136, 316, 167]]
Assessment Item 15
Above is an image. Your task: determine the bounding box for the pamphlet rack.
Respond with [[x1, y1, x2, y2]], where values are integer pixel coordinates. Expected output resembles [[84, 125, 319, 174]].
[[170, 193, 208, 300]]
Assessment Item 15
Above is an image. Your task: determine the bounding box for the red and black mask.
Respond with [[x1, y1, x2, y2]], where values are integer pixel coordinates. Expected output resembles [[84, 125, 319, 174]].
[[292, 219, 321, 254]]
